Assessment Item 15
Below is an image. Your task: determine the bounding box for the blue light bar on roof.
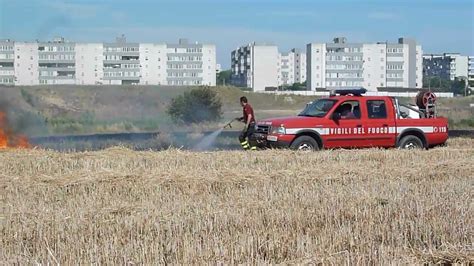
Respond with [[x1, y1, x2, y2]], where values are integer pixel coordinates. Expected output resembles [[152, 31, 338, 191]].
[[330, 87, 367, 96]]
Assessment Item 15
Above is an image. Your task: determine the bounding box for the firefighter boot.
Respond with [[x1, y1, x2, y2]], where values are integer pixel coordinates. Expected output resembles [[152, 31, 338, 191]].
[[240, 140, 250, 150]]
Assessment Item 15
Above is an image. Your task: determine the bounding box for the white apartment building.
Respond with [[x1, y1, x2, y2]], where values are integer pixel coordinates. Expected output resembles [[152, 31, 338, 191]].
[[231, 43, 279, 92], [231, 43, 307, 91], [38, 37, 76, 85], [423, 53, 469, 81], [307, 37, 423, 91], [76, 43, 104, 85], [469, 56, 474, 85], [166, 39, 216, 86], [279, 48, 306, 86], [0, 39, 15, 85], [15, 42, 39, 86], [0, 37, 216, 86]]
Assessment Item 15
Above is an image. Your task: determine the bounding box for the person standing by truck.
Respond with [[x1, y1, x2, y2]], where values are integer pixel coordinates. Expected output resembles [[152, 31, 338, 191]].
[[237, 96, 257, 150]]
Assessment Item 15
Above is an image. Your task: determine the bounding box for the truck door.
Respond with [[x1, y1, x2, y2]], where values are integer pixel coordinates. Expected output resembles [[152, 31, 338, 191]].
[[364, 98, 397, 147], [325, 100, 370, 148]]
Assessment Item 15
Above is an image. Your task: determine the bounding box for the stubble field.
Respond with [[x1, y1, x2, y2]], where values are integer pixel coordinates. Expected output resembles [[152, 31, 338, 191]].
[[1, 138, 473, 264]]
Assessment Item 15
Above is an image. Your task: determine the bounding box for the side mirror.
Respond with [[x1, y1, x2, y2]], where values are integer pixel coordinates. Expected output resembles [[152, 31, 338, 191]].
[[332, 112, 341, 120]]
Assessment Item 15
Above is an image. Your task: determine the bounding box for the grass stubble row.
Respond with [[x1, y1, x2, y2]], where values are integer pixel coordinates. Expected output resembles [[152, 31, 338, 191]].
[[1, 138, 473, 264]]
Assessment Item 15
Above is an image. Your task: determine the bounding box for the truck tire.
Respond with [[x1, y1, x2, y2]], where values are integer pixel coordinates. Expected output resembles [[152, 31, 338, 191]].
[[290, 136, 320, 151], [399, 135, 423, 149]]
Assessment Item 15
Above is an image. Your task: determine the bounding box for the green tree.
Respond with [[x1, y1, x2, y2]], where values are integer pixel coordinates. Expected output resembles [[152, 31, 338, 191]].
[[217, 70, 232, 86], [280, 82, 307, 91], [423, 76, 468, 95], [167, 87, 222, 123]]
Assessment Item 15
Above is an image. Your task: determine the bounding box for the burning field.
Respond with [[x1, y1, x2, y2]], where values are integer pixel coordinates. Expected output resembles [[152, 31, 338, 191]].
[[0, 111, 29, 149], [1, 138, 473, 264]]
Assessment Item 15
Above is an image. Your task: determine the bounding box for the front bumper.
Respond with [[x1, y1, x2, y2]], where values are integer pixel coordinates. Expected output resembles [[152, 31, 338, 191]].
[[253, 133, 292, 149]]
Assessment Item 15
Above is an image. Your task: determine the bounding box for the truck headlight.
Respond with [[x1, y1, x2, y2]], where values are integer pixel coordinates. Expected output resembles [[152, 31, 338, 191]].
[[271, 125, 286, 135]]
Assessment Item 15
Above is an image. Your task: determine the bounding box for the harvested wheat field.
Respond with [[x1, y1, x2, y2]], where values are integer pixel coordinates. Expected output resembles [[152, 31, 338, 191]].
[[1, 138, 473, 264]]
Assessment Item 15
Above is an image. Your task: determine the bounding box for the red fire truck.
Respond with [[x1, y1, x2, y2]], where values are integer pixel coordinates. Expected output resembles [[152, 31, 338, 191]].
[[254, 88, 448, 150]]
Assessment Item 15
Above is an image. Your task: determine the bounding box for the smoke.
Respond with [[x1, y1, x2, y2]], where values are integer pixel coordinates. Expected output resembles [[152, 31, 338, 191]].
[[193, 129, 224, 151], [36, 15, 72, 40], [0, 96, 31, 148], [0, 88, 48, 137]]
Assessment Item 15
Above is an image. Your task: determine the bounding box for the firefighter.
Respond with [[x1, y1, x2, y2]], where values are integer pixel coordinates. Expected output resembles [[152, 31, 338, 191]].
[[236, 96, 257, 150]]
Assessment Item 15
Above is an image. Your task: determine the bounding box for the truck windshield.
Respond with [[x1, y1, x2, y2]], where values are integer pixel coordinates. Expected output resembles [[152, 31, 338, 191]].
[[298, 99, 337, 117]]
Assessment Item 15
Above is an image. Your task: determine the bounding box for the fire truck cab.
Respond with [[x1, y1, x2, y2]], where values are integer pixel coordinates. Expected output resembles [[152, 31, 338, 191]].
[[254, 88, 448, 150]]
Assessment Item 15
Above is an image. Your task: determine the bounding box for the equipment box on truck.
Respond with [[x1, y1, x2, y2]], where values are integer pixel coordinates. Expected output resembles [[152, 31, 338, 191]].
[[254, 88, 448, 150]]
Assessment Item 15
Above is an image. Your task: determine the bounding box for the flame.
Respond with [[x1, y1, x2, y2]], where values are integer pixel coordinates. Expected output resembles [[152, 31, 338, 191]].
[[0, 130, 6, 148], [0, 112, 7, 148], [0, 111, 30, 149]]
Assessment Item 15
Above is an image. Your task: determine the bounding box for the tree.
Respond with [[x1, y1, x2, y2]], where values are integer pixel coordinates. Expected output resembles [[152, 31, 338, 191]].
[[167, 87, 222, 123], [279, 82, 307, 91], [217, 70, 231, 86], [422, 76, 468, 95]]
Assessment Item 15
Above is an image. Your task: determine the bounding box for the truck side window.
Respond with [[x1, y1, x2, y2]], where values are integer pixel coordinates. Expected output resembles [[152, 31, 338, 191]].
[[334, 100, 360, 119], [367, 100, 387, 119]]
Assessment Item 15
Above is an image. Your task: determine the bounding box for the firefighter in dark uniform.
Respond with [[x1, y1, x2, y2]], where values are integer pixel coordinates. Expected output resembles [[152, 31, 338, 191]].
[[236, 96, 257, 150]]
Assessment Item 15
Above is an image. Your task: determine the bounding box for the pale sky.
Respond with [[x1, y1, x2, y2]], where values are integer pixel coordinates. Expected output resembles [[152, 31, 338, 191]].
[[1, 0, 473, 68]]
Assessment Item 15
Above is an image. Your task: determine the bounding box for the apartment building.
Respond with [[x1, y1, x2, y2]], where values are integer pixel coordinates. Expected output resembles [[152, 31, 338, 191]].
[[166, 38, 216, 86], [307, 37, 423, 91], [469, 56, 474, 85], [423, 53, 469, 81], [0, 37, 216, 86], [279, 48, 306, 86], [231, 42, 279, 92], [76, 43, 104, 85], [0, 39, 15, 85], [15, 42, 39, 86], [102, 36, 140, 85], [230, 43, 307, 91], [38, 37, 76, 85]]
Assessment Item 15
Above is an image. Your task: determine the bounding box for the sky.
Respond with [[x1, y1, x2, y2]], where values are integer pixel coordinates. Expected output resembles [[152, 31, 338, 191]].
[[0, 0, 473, 68]]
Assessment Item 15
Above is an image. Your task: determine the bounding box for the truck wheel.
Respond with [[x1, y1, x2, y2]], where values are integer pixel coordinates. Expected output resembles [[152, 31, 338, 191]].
[[290, 136, 320, 151], [399, 135, 423, 149]]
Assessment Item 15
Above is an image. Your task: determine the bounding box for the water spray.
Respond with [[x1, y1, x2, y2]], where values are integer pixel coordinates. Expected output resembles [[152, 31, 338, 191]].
[[193, 119, 239, 151]]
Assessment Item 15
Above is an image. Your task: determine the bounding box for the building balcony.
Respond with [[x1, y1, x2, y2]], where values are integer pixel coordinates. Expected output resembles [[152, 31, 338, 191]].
[[38, 59, 75, 64], [0, 59, 14, 63], [103, 59, 140, 64], [104, 66, 140, 72], [103, 76, 140, 80], [39, 66, 76, 71], [103, 51, 139, 56], [39, 75, 76, 79]]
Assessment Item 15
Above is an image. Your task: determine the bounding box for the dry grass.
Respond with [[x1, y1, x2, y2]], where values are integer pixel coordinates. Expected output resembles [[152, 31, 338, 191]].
[[1, 139, 473, 264]]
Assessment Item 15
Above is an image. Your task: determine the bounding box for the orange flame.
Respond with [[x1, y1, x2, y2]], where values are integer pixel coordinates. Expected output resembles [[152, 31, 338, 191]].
[[0, 111, 30, 149], [0, 130, 6, 148]]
